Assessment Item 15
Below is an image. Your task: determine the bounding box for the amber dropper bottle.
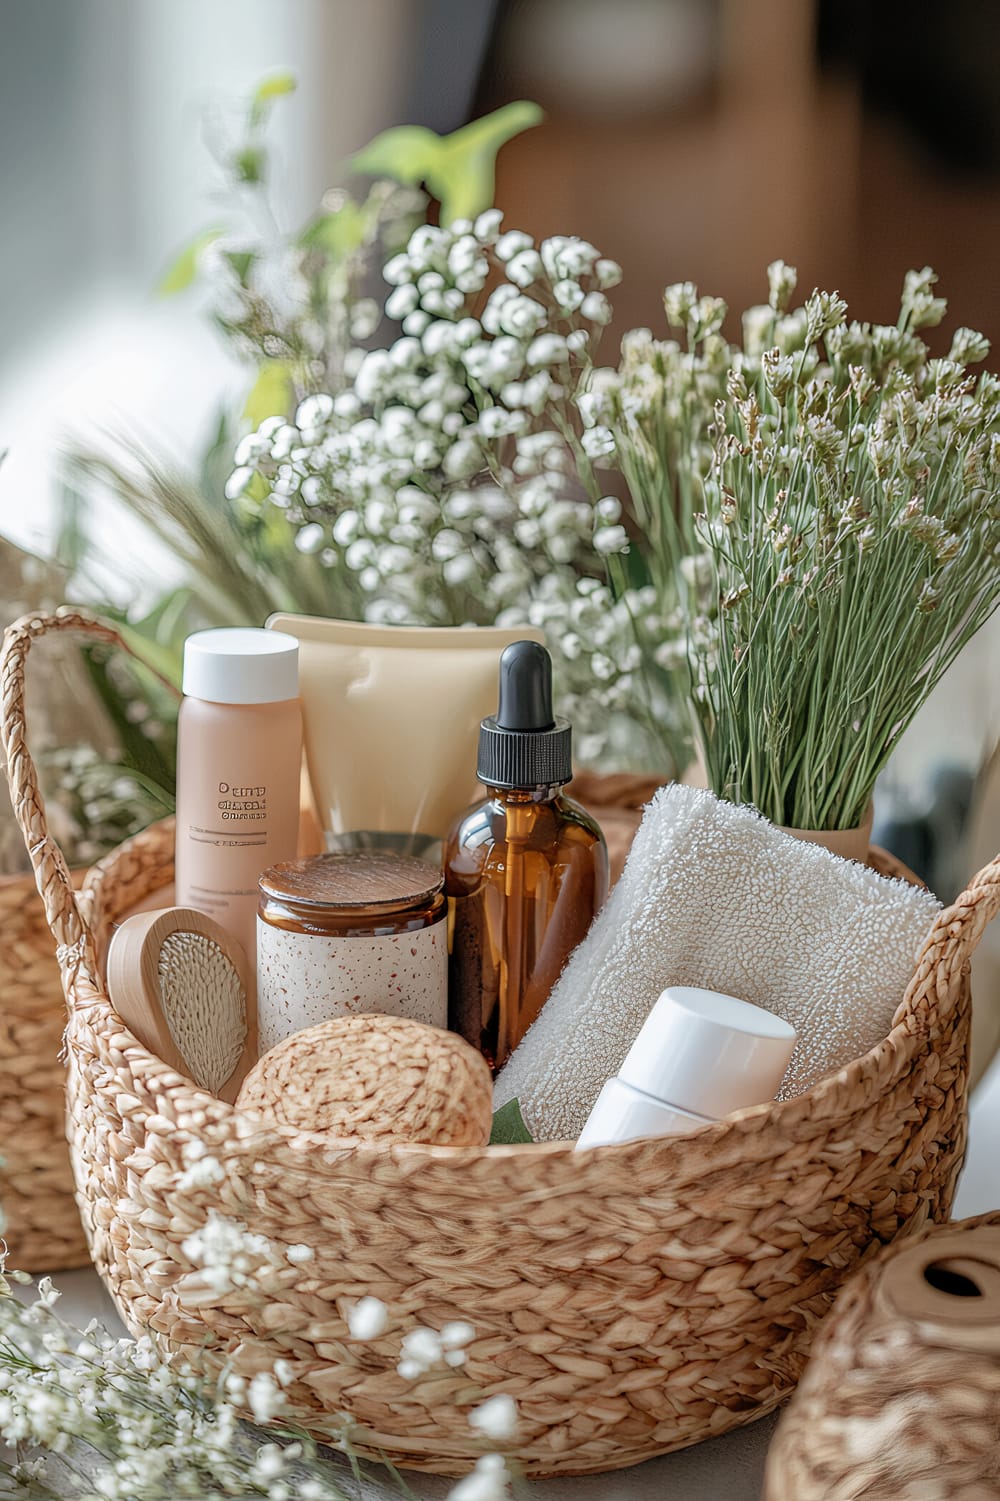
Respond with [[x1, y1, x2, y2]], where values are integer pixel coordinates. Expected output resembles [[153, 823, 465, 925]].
[[444, 640, 609, 1074]]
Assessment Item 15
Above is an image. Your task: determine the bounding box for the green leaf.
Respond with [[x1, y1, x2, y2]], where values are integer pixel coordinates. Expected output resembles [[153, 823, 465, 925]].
[[157, 228, 224, 296], [489, 1098, 534, 1145], [350, 124, 441, 185], [435, 101, 544, 224], [224, 249, 256, 285], [299, 200, 368, 258], [243, 361, 295, 427], [250, 71, 297, 127], [233, 146, 265, 185], [351, 101, 544, 224]]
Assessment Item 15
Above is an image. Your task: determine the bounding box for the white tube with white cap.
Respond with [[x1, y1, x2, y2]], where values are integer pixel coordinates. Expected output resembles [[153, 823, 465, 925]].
[[576, 985, 797, 1149]]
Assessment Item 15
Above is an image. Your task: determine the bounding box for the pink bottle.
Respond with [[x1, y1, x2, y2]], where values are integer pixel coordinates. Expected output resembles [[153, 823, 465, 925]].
[[175, 629, 302, 962]]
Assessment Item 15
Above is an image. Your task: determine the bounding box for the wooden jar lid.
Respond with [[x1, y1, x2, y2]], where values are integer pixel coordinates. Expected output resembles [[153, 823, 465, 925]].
[[259, 852, 443, 912]]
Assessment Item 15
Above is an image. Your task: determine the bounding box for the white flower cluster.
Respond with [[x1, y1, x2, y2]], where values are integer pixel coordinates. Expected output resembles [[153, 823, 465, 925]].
[[229, 214, 665, 766], [0, 1263, 516, 1501], [344, 1304, 516, 1499], [178, 1208, 306, 1299], [692, 263, 1000, 827], [396, 1319, 475, 1377], [0, 1269, 275, 1497], [449, 1452, 514, 1501]]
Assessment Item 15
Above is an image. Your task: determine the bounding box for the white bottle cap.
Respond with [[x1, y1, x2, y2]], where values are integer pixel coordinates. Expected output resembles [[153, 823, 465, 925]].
[[618, 986, 796, 1121], [182, 629, 299, 705]]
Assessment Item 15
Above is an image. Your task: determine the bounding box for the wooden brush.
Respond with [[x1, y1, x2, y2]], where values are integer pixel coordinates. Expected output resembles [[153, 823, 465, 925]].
[[106, 908, 256, 1103]]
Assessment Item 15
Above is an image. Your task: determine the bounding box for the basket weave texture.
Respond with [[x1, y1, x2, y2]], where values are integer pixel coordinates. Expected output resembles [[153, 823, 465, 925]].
[[764, 1211, 1000, 1499], [0, 869, 89, 1270], [3, 609, 997, 1478]]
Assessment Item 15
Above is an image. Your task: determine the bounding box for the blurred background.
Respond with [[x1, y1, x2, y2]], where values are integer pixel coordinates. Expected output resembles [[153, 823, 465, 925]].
[[0, 0, 998, 907]]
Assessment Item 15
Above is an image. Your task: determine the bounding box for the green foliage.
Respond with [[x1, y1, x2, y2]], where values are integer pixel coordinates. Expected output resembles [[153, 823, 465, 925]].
[[249, 70, 297, 127], [157, 228, 224, 296], [232, 146, 265, 185], [350, 100, 543, 224], [80, 636, 178, 813], [489, 1098, 534, 1145], [67, 414, 334, 639], [61, 404, 344, 821], [299, 198, 369, 258], [688, 270, 1000, 829], [243, 361, 296, 426]]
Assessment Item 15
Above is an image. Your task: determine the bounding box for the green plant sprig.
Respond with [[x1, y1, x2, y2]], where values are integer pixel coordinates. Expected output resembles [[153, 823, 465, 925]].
[[691, 268, 1000, 829]]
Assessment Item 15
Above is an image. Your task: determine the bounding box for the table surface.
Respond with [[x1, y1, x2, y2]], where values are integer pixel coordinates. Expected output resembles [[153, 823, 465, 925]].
[[19, 1050, 1000, 1500]]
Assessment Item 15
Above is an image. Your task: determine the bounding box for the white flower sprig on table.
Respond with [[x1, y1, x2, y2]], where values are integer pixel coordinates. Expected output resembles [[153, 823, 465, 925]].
[[232, 211, 692, 774], [0, 1252, 518, 1501]]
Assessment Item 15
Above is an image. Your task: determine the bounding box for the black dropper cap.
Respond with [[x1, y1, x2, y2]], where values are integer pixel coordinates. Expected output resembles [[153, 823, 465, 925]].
[[477, 641, 573, 790]]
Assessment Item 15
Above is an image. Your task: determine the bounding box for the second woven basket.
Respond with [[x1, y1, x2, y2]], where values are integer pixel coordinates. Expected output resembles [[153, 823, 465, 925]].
[[0, 869, 89, 1269], [3, 609, 995, 1478]]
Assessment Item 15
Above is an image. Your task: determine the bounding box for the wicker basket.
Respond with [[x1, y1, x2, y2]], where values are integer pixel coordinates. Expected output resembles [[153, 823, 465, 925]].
[[0, 868, 90, 1270], [3, 609, 996, 1479], [764, 1212, 1000, 1499]]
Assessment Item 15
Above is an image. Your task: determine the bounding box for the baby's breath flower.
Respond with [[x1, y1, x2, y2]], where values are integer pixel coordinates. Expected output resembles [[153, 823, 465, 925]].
[[949, 326, 991, 364], [803, 288, 848, 342], [663, 280, 698, 327], [580, 425, 616, 460], [552, 278, 585, 313], [444, 553, 479, 586], [593, 524, 630, 555], [506, 248, 543, 287], [294, 522, 325, 553], [494, 229, 533, 261], [580, 291, 612, 325], [225, 466, 255, 500], [397, 1326, 444, 1380], [448, 1453, 513, 1501], [742, 304, 775, 357], [247, 1371, 286, 1424], [468, 1393, 519, 1441], [176, 1153, 226, 1191], [900, 266, 947, 331], [767, 259, 797, 313], [347, 1296, 389, 1340], [474, 208, 503, 242], [441, 1321, 475, 1349], [383, 252, 414, 286], [774, 309, 808, 354]]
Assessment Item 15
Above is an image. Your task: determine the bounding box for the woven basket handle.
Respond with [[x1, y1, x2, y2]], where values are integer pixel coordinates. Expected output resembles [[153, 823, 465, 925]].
[[0, 607, 177, 989], [897, 852, 1000, 1028]]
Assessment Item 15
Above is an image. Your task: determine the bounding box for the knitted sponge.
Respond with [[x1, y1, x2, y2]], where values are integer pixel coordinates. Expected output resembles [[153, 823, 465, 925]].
[[237, 1013, 493, 1147]]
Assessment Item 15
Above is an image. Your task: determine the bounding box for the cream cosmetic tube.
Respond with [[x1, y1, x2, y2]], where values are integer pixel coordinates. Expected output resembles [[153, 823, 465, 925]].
[[267, 615, 544, 841], [175, 629, 302, 962], [576, 986, 797, 1149]]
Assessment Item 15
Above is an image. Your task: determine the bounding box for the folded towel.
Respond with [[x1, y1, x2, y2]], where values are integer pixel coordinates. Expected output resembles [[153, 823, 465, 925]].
[[494, 785, 941, 1141]]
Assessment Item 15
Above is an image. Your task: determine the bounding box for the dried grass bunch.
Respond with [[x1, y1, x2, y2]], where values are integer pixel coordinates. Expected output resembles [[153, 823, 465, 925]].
[[691, 266, 1000, 828]]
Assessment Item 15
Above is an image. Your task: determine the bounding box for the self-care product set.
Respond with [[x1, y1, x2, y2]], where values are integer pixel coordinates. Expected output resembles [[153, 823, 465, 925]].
[[4, 604, 988, 1477], [105, 612, 939, 1150]]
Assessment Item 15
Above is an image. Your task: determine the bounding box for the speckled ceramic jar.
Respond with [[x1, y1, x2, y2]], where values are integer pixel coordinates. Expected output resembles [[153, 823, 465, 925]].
[[256, 852, 447, 1052]]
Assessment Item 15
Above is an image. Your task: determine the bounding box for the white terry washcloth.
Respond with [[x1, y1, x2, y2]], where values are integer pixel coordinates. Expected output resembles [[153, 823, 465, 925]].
[[494, 785, 941, 1141]]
